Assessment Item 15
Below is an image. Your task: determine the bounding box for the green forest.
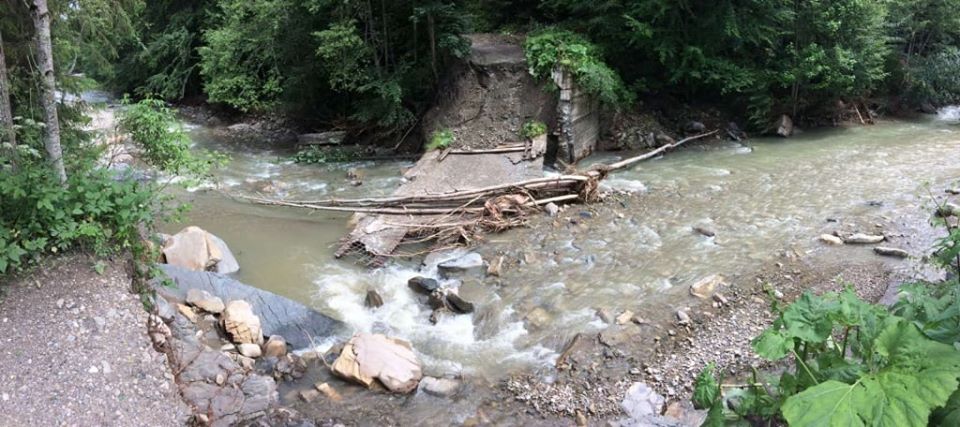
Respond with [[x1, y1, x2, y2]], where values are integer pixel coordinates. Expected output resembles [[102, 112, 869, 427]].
[[5, 0, 960, 138]]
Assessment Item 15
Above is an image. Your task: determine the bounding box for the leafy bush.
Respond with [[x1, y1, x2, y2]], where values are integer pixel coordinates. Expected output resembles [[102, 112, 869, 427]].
[[524, 29, 634, 107], [118, 97, 226, 182], [908, 47, 960, 106], [426, 129, 454, 151], [0, 99, 221, 277], [520, 120, 547, 139], [0, 148, 162, 274]]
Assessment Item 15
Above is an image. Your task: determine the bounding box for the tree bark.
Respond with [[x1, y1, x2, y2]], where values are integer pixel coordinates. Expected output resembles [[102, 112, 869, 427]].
[[0, 30, 17, 158], [30, 0, 67, 183]]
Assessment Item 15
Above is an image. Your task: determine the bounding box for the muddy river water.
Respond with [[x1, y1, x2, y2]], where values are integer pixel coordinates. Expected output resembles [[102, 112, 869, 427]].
[[163, 111, 960, 415]]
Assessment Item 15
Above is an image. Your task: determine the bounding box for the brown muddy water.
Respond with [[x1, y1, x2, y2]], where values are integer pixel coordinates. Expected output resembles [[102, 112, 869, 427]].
[[163, 111, 960, 422]]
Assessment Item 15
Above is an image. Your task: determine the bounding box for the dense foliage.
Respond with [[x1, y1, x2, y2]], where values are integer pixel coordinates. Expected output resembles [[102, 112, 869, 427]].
[[524, 29, 633, 107], [693, 203, 960, 426], [95, 0, 960, 135]]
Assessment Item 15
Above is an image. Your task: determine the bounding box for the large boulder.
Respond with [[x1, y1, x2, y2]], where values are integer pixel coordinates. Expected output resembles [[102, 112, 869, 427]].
[[154, 265, 343, 349], [223, 300, 263, 345], [775, 114, 794, 137], [331, 333, 422, 393], [162, 226, 239, 274]]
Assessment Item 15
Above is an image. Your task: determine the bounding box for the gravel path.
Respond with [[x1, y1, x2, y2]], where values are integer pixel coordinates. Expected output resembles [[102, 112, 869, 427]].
[[0, 254, 188, 426]]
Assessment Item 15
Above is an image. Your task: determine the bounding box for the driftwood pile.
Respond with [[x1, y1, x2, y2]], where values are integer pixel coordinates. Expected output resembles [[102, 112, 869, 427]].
[[246, 131, 717, 259]]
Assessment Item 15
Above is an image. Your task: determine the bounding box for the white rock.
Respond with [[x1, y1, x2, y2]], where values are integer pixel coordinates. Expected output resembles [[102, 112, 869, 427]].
[[690, 274, 725, 299], [874, 247, 909, 258], [162, 226, 239, 274], [331, 333, 422, 393], [186, 289, 225, 314], [843, 233, 885, 244], [88, 366, 99, 374], [819, 234, 844, 245], [622, 382, 665, 419], [544, 202, 560, 217], [238, 343, 262, 358], [222, 300, 263, 345]]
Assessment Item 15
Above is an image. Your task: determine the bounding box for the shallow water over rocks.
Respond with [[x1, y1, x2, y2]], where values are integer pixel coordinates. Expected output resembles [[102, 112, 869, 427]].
[[164, 114, 960, 419]]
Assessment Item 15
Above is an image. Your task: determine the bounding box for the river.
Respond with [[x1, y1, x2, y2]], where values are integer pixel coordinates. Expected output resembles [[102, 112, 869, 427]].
[[161, 111, 960, 418]]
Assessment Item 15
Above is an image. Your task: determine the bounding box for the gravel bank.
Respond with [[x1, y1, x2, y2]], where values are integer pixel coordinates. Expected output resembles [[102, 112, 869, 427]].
[[0, 254, 189, 426]]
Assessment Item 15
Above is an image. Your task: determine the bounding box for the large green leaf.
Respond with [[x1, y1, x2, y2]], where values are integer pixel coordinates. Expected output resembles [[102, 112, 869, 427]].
[[753, 329, 792, 360], [781, 293, 839, 344], [782, 321, 960, 427]]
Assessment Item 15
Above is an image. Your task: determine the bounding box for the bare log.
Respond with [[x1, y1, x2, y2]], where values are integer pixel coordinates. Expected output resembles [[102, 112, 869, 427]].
[[605, 130, 718, 171]]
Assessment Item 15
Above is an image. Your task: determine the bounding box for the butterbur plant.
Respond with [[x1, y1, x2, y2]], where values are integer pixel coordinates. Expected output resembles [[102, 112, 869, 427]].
[[695, 288, 960, 426]]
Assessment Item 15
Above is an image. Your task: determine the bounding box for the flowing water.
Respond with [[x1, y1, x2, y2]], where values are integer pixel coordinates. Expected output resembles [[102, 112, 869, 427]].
[[163, 112, 960, 401]]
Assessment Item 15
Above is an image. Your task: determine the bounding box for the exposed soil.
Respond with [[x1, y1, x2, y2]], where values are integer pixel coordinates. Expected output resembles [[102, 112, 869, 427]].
[[0, 254, 189, 426], [421, 34, 558, 150]]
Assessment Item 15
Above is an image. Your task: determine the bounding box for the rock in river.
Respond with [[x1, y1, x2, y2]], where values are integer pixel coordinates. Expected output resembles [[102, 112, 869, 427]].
[[365, 290, 384, 308], [162, 226, 239, 274], [408, 277, 440, 295], [445, 292, 475, 314], [819, 234, 844, 245], [690, 274, 725, 299], [776, 114, 794, 137], [419, 377, 460, 397], [843, 233, 885, 244], [154, 265, 343, 349], [331, 333, 422, 393], [874, 247, 909, 258], [437, 252, 485, 278]]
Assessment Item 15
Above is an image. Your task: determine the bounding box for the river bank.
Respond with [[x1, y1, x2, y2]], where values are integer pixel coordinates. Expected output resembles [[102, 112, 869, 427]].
[[2, 100, 956, 426]]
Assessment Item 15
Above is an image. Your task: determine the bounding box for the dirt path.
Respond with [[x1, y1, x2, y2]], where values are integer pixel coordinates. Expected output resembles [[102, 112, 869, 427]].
[[0, 254, 189, 426]]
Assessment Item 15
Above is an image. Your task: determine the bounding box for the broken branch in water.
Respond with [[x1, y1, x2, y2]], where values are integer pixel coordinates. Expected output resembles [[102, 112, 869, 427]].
[[242, 129, 717, 261], [603, 130, 718, 171]]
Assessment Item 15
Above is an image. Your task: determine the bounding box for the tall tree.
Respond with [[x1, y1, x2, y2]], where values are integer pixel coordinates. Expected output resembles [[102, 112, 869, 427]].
[[0, 29, 15, 152], [28, 0, 65, 183]]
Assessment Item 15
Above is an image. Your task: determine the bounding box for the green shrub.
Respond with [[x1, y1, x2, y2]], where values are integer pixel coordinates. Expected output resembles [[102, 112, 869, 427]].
[[426, 129, 454, 151], [118, 97, 226, 183], [520, 120, 547, 139], [524, 29, 634, 107], [0, 99, 221, 277], [908, 47, 960, 106], [0, 151, 163, 274]]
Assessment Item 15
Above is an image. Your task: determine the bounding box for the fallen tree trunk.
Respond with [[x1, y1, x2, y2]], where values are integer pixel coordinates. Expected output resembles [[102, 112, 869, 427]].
[[241, 130, 717, 263]]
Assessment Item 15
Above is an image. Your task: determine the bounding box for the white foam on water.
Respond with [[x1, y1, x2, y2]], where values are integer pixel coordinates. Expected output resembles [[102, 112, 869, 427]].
[[937, 106, 960, 122], [309, 262, 555, 377], [603, 178, 648, 193]]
